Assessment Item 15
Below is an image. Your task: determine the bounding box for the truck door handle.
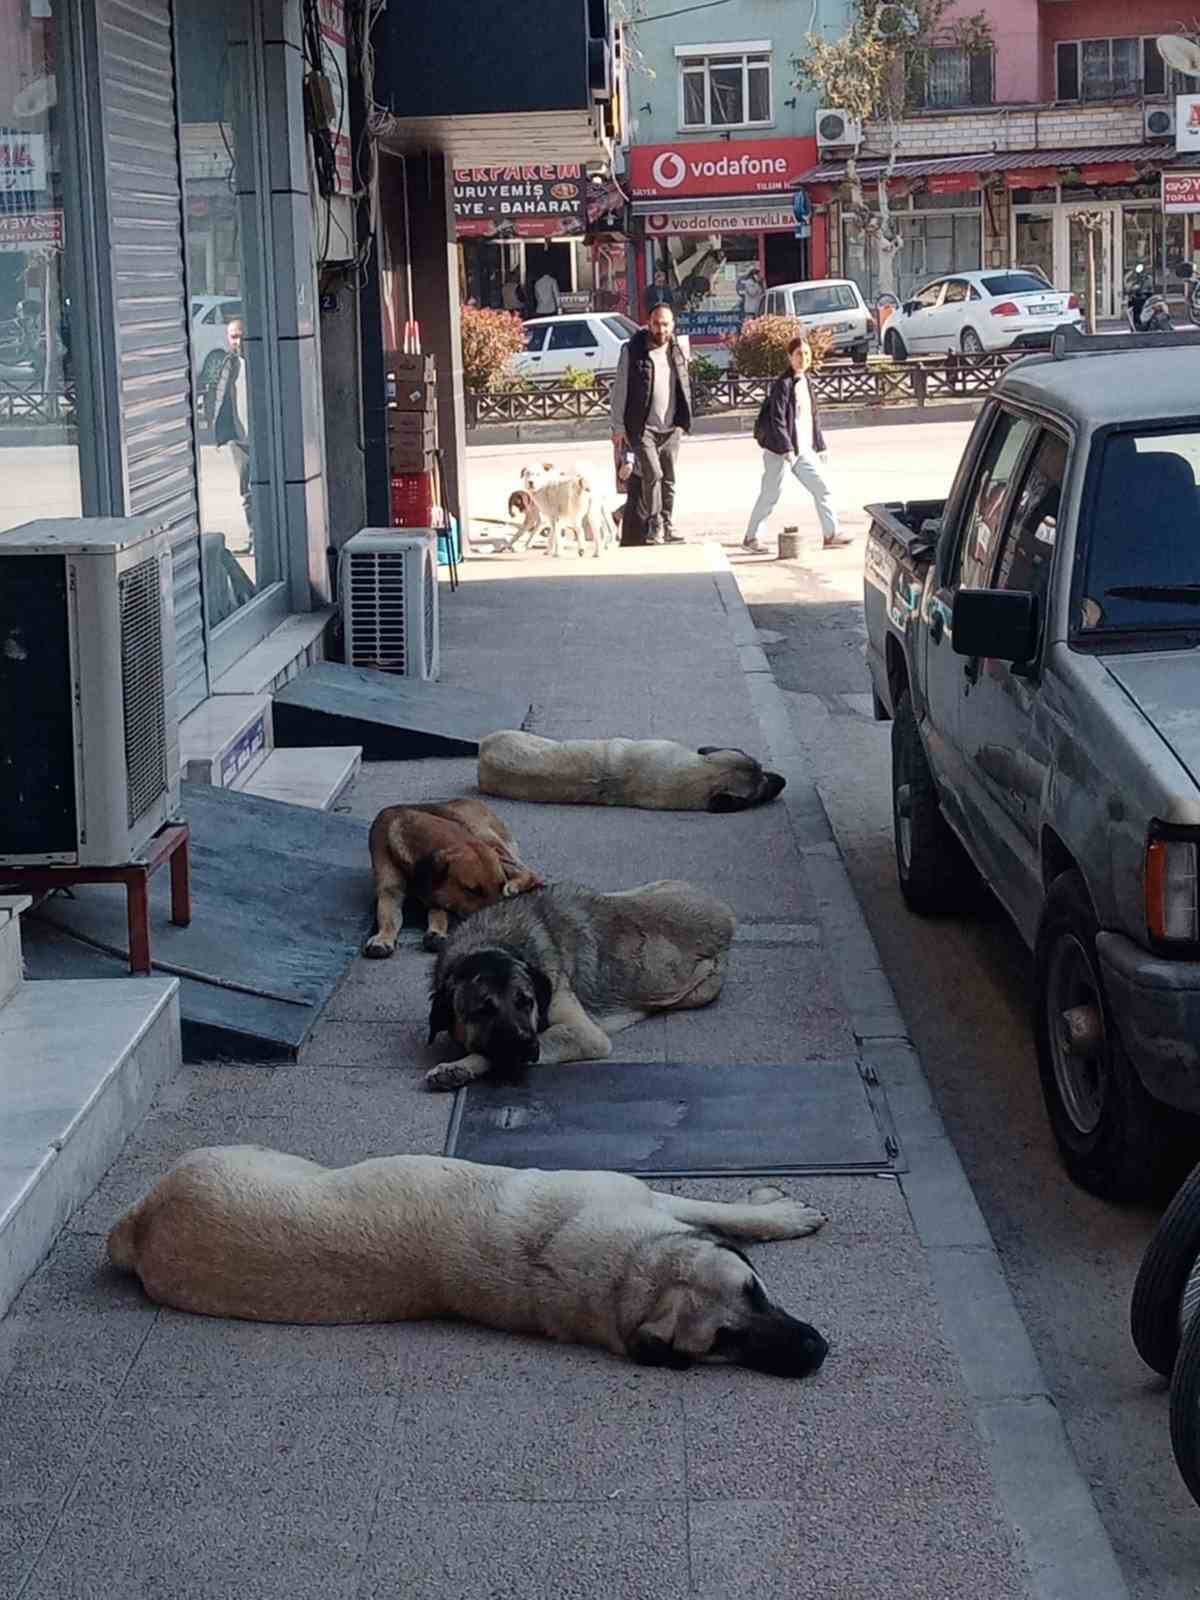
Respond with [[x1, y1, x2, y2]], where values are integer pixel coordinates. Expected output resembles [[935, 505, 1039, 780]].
[[930, 609, 944, 644]]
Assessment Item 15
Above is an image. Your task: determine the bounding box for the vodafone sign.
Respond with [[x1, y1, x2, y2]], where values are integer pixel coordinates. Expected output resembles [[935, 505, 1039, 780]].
[[629, 137, 816, 200]]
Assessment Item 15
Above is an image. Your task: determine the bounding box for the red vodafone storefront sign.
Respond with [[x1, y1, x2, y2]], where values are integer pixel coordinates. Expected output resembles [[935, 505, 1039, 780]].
[[628, 137, 816, 199]]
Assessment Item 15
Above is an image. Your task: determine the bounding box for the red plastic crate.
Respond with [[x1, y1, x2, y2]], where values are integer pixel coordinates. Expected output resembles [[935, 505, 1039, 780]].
[[390, 471, 436, 528]]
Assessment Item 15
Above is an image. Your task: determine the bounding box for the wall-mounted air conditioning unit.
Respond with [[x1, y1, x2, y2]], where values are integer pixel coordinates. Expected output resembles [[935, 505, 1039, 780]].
[[0, 516, 180, 867], [816, 109, 862, 150], [340, 528, 440, 680], [1145, 104, 1176, 140]]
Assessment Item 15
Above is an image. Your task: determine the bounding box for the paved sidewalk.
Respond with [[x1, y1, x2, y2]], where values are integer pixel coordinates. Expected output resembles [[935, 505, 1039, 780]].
[[1, 543, 1127, 1599]]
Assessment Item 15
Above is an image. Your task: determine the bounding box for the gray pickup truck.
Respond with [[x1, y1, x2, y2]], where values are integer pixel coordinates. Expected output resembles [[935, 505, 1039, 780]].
[[864, 330, 1200, 1201]]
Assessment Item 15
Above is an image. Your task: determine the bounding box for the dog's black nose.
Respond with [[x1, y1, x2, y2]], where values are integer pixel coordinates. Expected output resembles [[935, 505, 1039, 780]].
[[761, 771, 787, 801]]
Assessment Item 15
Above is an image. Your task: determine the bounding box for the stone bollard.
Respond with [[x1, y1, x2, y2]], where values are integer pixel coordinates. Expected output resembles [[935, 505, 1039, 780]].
[[778, 526, 800, 560]]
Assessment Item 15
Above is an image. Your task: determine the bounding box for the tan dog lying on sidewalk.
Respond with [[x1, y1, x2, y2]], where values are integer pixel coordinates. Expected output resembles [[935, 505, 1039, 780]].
[[479, 730, 787, 813], [426, 878, 734, 1091], [107, 1147, 829, 1378], [363, 798, 542, 958]]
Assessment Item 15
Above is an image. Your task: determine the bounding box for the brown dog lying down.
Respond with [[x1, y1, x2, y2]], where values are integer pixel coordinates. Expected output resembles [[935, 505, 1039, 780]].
[[363, 798, 542, 957], [107, 1146, 829, 1378], [478, 730, 786, 813]]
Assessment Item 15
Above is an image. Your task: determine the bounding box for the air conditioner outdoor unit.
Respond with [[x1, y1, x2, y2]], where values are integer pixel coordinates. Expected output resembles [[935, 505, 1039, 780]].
[[340, 528, 440, 680], [0, 516, 180, 867], [1145, 103, 1176, 139], [816, 109, 862, 150]]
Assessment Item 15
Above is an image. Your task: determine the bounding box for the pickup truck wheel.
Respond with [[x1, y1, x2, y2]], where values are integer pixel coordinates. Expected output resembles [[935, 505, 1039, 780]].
[[891, 692, 971, 913], [1170, 1310, 1200, 1506], [1035, 870, 1174, 1201], [1131, 1160, 1200, 1376]]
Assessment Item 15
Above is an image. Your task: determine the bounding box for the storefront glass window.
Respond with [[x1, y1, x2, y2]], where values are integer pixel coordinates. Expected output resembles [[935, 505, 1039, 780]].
[[176, 0, 279, 630], [0, 0, 80, 533], [1014, 212, 1054, 284], [653, 232, 760, 340], [843, 204, 982, 303]]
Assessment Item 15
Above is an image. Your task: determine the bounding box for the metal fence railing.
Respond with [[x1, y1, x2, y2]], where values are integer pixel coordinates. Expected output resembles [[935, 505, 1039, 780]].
[[0, 382, 76, 425], [466, 351, 1026, 427]]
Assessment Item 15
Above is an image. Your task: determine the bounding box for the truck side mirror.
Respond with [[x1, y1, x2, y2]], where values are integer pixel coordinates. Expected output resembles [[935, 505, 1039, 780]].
[[951, 589, 1039, 665]]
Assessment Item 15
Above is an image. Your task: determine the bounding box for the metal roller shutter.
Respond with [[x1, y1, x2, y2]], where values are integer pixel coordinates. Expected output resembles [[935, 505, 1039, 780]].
[[96, 0, 207, 716]]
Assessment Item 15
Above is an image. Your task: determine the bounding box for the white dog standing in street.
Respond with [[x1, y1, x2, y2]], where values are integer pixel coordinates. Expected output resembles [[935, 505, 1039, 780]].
[[511, 464, 614, 558]]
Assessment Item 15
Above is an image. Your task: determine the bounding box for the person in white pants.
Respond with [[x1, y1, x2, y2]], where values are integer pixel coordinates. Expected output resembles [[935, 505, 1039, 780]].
[[743, 334, 850, 554]]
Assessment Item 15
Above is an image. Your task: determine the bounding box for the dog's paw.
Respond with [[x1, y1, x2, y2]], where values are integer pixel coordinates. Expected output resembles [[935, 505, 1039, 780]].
[[424, 1060, 477, 1092], [421, 929, 448, 953], [768, 1200, 828, 1237], [749, 1185, 786, 1205], [362, 935, 396, 960]]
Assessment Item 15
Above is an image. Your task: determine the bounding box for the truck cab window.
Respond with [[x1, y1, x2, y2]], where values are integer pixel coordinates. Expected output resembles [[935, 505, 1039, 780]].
[[956, 411, 1037, 588]]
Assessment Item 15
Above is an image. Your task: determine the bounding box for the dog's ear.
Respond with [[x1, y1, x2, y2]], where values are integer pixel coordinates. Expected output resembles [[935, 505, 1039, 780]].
[[707, 791, 750, 814], [526, 962, 554, 1030], [627, 1331, 693, 1370], [427, 978, 455, 1044], [499, 859, 545, 897], [409, 850, 450, 904], [696, 746, 722, 757]]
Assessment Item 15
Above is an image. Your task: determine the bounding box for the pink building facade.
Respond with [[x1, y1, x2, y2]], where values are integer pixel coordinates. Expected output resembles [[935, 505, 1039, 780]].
[[801, 0, 1200, 316]]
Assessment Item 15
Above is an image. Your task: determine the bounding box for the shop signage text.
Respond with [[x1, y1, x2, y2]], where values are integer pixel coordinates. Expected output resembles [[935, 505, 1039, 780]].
[[1176, 94, 1200, 153], [925, 173, 979, 196], [317, 0, 353, 193], [0, 129, 46, 195], [643, 207, 793, 236], [1163, 171, 1200, 213], [453, 164, 585, 239], [0, 209, 61, 250], [629, 138, 816, 199]]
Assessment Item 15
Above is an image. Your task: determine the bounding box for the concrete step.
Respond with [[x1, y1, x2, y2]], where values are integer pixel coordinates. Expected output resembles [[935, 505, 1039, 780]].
[[237, 745, 362, 811], [0, 975, 181, 1317], [0, 895, 31, 1009], [211, 608, 334, 697], [180, 693, 273, 789]]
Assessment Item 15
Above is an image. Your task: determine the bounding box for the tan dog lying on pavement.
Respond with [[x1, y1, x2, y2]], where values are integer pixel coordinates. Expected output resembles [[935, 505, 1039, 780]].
[[478, 730, 787, 813], [107, 1146, 829, 1378], [426, 877, 734, 1091], [363, 798, 542, 958]]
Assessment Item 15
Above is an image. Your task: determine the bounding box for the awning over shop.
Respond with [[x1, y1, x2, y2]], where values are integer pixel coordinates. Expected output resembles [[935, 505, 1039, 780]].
[[796, 143, 1199, 189]]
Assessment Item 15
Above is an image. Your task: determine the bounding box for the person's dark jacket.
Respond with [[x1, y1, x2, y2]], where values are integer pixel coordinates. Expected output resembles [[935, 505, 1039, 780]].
[[211, 352, 245, 446], [620, 328, 692, 444], [753, 371, 826, 457]]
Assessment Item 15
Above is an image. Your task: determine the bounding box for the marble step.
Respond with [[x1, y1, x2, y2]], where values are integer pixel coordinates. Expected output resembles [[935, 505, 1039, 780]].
[[211, 608, 334, 697], [180, 693, 273, 789], [238, 745, 362, 811], [0, 975, 181, 1317], [0, 895, 31, 1009]]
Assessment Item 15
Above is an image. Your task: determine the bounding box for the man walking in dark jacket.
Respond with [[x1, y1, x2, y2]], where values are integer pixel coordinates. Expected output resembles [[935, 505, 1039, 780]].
[[743, 334, 848, 554], [211, 317, 255, 555], [610, 303, 692, 545]]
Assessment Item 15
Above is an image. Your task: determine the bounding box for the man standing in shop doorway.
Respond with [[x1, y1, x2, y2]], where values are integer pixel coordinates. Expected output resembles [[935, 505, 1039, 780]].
[[610, 302, 692, 546], [533, 268, 561, 316], [212, 317, 254, 555]]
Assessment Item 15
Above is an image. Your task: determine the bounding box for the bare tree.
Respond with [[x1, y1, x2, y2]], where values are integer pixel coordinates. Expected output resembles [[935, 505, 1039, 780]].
[[794, 1, 993, 298]]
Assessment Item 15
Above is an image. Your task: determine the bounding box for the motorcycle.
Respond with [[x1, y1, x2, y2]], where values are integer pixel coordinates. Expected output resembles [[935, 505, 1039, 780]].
[[1172, 259, 1200, 327], [1124, 263, 1173, 333]]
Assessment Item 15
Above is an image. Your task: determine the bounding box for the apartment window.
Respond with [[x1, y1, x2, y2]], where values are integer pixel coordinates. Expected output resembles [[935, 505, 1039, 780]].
[[678, 45, 772, 129], [910, 45, 993, 108], [1056, 37, 1146, 100]]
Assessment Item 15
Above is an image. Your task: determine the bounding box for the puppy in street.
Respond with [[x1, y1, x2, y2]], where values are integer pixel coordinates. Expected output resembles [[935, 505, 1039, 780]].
[[108, 1146, 829, 1379], [479, 730, 787, 813], [509, 464, 614, 558], [363, 798, 542, 957], [426, 878, 734, 1091]]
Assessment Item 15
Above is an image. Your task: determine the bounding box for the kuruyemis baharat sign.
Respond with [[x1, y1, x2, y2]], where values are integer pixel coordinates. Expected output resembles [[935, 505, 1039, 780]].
[[453, 164, 586, 240]]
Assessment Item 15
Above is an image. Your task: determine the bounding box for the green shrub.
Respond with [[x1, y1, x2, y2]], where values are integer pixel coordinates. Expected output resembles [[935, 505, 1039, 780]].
[[559, 365, 597, 390], [460, 306, 527, 391], [725, 316, 836, 376]]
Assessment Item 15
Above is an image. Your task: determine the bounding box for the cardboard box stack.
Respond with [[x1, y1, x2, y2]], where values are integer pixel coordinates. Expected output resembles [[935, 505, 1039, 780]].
[[386, 352, 437, 473]]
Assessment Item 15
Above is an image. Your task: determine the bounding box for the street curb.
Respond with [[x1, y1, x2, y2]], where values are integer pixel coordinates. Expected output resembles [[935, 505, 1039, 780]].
[[466, 399, 984, 450], [706, 541, 1131, 1600]]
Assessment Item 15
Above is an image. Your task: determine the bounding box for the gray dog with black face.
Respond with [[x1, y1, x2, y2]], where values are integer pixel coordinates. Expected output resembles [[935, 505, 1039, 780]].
[[478, 731, 786, 813], [426, 878, 735, 1092]]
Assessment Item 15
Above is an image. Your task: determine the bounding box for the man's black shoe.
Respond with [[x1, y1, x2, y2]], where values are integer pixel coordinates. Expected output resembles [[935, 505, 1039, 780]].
[[664, 532, 686, 543]]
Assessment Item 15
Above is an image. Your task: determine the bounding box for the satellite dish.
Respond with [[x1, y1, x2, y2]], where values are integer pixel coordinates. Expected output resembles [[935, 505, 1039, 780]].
[[12, 76, 57, 118], [1156, 34, 1200, 77]]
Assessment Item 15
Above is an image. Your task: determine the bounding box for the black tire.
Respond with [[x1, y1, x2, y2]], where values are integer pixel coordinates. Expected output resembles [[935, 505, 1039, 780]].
[[890, 691, 972, 914], [851, 342, 869, 365], [872, 688, 890, 723], [1170, 1306, 1200, 1505], [1131, 1160, 1200, 1376], [1187, 286, 1200, 330], [884, 328, 908, 362], [1034, 870, 1178, 1202], [960, 327, 985, 356]]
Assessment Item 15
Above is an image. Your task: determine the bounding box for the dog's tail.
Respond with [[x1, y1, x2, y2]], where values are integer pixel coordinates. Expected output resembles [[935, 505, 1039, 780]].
[[106, 1200, 149, 1274]]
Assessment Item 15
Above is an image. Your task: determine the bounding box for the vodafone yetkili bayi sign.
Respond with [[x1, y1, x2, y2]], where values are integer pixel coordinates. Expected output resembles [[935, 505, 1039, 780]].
[[628, 137, 816, 200]]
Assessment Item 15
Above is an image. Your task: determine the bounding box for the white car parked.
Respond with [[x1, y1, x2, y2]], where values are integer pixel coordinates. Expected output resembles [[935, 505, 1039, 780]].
[[513, 313, 641, 382], [763, 278, 874, 359], [513, 313, 691, 383], [881, 270, 1082, 359]]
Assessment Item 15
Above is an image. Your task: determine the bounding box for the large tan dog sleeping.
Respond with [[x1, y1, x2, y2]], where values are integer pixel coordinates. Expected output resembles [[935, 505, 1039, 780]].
[[479, 730, 786, 812], [108, 1147, 829, 1378], [426, 878, 734, 1091]]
